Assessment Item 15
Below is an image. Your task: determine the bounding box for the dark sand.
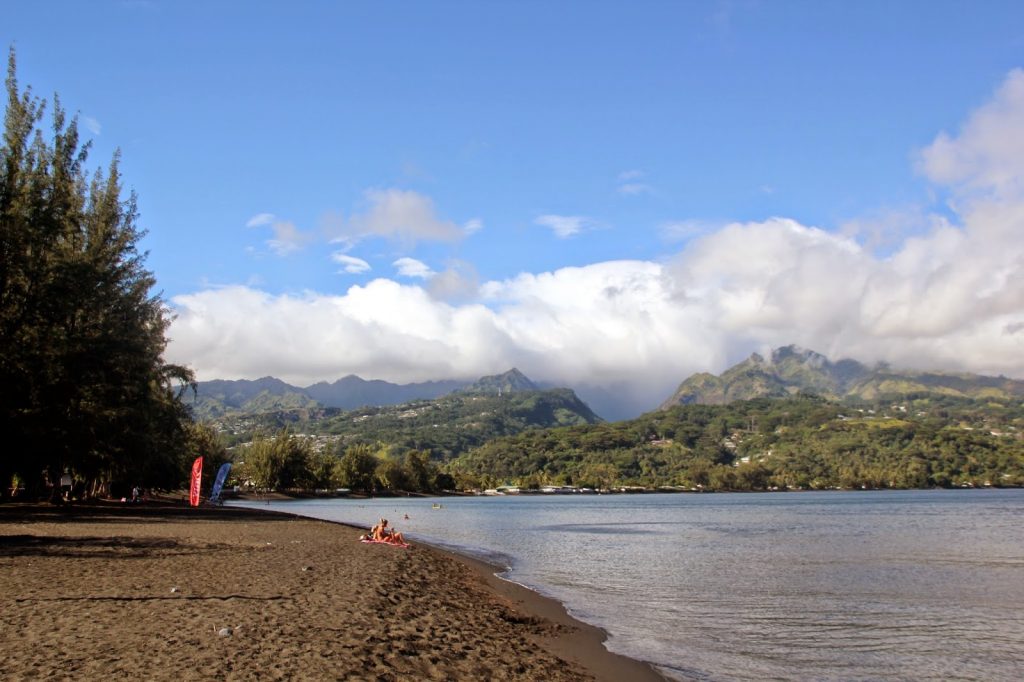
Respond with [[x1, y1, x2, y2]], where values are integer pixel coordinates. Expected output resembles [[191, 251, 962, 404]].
[[0, 502, 666, 681]]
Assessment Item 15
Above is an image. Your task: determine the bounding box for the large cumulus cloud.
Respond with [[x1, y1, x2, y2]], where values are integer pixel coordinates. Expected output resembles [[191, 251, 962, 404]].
[[166, 70, 1024, 417]]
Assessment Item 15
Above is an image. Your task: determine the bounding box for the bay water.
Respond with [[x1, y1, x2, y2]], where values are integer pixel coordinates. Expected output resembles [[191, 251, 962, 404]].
[[231, 489, 1024, 681]]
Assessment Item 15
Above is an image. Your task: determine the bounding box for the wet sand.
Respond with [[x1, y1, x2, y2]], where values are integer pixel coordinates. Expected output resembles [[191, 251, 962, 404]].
[[0, 502, 666, 681]]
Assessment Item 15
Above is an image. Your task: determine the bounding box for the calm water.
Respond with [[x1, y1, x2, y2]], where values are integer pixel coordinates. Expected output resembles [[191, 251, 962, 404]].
[[231, 490, 1024, 681]]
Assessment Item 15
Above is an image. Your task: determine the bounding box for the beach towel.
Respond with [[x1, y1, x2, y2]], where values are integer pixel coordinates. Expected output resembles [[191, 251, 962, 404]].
[[360, 538, 410, 549]]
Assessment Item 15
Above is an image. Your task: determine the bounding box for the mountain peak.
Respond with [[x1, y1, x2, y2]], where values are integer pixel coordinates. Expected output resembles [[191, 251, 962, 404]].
[[770, 344, 828, 367], [661, 345, 1024, 408], [660, 344, 866, 407], [461, 368, 538, 395]]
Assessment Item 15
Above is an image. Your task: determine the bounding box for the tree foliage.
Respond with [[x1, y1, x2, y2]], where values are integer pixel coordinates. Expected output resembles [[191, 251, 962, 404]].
[[1, 50, 196, 498], [334, 444, 378, 492], [239, 431, 314, 490], [229, 434, 450, 495]]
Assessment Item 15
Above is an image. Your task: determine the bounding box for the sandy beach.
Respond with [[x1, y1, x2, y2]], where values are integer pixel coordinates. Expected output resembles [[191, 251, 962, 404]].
[[0, 501, 665, 681]]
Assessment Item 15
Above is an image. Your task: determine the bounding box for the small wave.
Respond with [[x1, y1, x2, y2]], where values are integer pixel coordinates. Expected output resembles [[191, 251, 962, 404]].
[[535, 523, 658, 535]]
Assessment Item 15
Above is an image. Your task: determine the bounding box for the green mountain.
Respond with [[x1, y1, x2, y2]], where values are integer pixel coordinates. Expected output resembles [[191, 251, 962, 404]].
[[206, 370, 602, 459], [450, 393, 1024, 491], [189, 377, 320, 419], [315, 386, 601, 458], [660, 345, 1024, 408]]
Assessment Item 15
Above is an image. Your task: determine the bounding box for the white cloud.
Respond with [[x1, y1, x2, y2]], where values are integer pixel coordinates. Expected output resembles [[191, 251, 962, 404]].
[[345, 188, 465, 246], [265, 220, 311, 256], [618, 183, 653, 196], [838, 207, 937, 255], [166, 265, 699, 418], [166, 69, 1024, 418], [168, 281, 512, 386], [83, 116, 101, 136], [535, 214, 589, 238], [918, 68, 1024, 202], [427, 260, 480, 301], [246, 213, 313, 256], [393, 257, 435, 279], [616, 169, 653, 195], [246, 213, 276, 228], [659, 219, 720, 243], [332, 253, 371, 274], [168, 197, 1024, 414], [463, 218, 484, 235]]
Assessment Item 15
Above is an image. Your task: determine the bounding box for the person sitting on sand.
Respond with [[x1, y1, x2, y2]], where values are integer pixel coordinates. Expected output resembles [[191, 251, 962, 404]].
[[369, 518, 387, 541], [370, 518, 406, 544]]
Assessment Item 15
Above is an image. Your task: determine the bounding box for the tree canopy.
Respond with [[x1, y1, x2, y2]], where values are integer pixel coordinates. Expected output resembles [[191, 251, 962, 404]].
[[1, 50, 197, 499]]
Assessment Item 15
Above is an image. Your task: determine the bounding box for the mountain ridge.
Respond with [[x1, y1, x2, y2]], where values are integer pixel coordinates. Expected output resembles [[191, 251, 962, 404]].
[[188, 368, 585, 421], [660, 344, 1024, 408], [189, 374, 467, 419], [201, 370, 602, 459]]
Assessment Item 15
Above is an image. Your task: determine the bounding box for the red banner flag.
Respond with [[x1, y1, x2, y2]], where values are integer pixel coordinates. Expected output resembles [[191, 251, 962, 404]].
[[190, 456, 204, 507]]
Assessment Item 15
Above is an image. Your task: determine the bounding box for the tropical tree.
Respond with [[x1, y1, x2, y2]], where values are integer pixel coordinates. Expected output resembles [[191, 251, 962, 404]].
[[334, 444, 378, 492], [239, 431, 311, 491], [403, 449, 435, 492], [305, 450, 337, 490], [375, 459, 410, 492], [1, 50, 195, 498]]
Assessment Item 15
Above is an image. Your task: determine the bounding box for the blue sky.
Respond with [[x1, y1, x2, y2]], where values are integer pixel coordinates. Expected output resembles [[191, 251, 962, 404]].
[[6, 1, 1024, 418]]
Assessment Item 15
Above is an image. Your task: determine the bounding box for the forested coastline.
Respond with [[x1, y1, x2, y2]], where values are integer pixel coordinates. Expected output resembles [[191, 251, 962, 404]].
[[208, 392, 1024, 496]]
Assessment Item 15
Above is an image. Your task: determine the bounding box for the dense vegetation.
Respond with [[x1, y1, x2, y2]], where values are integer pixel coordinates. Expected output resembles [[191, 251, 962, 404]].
[[213, 388, 600, 458], [449, 395, 1024, 491], [230, 432, 455, 495], [215, 392, 1024, 495], [1, 52, 215, 499]]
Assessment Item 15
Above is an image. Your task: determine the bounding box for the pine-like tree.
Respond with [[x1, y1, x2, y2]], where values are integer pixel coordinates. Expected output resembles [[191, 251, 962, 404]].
[[1, 49, 195, 499]]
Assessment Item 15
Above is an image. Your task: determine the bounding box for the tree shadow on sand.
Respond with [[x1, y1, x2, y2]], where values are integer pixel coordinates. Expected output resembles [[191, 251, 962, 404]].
[[0, 534, 234, 559], [0, 502, 298, 526]]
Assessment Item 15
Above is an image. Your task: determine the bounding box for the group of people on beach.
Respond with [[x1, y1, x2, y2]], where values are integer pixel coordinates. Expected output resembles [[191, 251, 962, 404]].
[[365, 518, 407, 545]]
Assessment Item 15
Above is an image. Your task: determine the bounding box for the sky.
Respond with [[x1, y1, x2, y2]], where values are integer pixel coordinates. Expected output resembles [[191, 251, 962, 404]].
[[5, 1, 1024, 419]]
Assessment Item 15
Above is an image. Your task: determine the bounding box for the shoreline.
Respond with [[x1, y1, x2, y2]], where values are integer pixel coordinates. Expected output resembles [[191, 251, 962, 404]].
[[0, 500, 667, 681], [228, 500, 669, 681], [411, 534, 668, 682]]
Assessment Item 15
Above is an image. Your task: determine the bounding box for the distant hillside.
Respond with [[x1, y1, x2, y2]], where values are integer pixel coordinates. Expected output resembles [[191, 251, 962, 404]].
[[212, 383, 602, 459], [194, 368, 603, 458], [450, 393, 1024, 491], [660, 345, 1024, 408], [318, 386, 602, 458], [190, 377, 319, 419], [188, 375, 464, 420], [304, 375, 465, 410]]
